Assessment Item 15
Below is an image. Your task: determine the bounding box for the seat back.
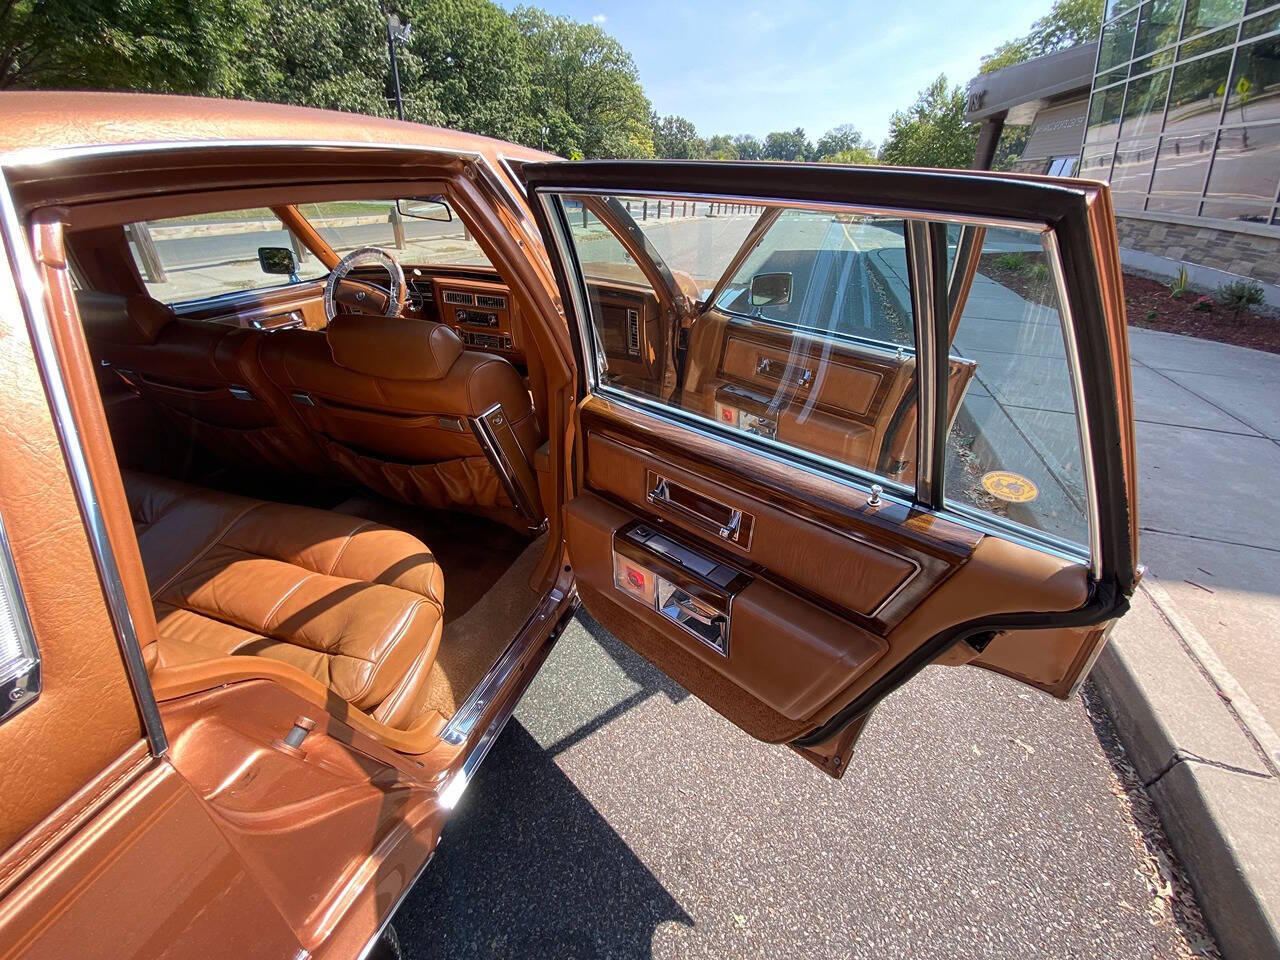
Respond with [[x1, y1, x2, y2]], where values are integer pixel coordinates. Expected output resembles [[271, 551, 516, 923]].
[[260, 313, 543, 528], [77, 290, 330, 476]]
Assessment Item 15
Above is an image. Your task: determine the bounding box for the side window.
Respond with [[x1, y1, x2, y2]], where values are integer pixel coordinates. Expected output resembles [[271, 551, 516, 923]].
[[299, 199, 493, 268], [943, 226, 1089, 549], [126, 208, 326, 304], [552, 194, 920, 490]]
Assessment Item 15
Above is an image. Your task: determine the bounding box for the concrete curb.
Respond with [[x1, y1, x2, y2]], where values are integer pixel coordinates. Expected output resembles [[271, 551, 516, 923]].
[[1092, 583, 1280, 960]]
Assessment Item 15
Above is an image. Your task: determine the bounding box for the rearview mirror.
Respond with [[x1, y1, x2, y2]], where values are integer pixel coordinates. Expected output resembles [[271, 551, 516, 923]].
[[258, 246, 297, 276], [749, 272, 792, 308], [397, 197, 453, 222]]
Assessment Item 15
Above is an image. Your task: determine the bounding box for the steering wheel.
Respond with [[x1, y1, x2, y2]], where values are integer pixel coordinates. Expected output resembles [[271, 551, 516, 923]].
[[323, 246, 407, 321]]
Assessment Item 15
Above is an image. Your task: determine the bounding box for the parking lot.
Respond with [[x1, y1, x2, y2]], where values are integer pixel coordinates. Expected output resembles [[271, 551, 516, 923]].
[[397, 611, 1214, 959]]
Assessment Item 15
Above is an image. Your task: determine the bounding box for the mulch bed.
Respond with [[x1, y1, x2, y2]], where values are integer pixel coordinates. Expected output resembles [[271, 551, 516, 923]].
[[976, 252, 1279, 355]]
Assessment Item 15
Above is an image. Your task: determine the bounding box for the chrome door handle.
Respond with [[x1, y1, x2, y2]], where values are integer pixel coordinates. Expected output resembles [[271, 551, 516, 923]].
[[672, 593, 725, 626], [648, 476, 743, 543]]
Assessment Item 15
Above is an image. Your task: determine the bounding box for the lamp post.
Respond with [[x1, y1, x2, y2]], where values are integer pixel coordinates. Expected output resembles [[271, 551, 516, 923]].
[[386, 13, 411, 121]]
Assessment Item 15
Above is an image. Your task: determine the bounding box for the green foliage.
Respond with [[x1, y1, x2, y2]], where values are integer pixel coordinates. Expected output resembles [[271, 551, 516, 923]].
[[763, 128, 812, 161], [733, 135, 763, 160], [513, 6, 653, 158], [820, 146, 878, 165], [991, 124, 1030, 171], [878, 75, 977, 169], [1028, 261, 1050, 282], [703, 134, 738, 160], [1170, 264, 1191, 299], [1216, 278, 1266, 313], [995, 252, 1029, 271], [980, 0, 1104, 74], [650, 113, 705, 158]]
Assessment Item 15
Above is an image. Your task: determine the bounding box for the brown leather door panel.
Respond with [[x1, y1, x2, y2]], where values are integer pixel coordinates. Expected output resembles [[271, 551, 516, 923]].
[[174, 279, 328, 330]]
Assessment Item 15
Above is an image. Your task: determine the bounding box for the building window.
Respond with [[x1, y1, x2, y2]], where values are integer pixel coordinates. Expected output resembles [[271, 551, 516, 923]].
[[1224, 34, 1280, 124], [1111, 138, 1161, 203], [1086, 84, 1128, 142], [1204, 123, 1280, 213], [1182, 0, 1246, 38], [1101, 8, 1142, 71], [1046, 155, 1081, 175], [1149, 132, 1217, 209], [1121, 69, 1173, 136], [1136, 0, 1186, 57], [1166, 50, 1234, 131]]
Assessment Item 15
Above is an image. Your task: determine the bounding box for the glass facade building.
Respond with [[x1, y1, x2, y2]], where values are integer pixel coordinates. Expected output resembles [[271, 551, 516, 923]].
[[1083, 0, 1280, 226]]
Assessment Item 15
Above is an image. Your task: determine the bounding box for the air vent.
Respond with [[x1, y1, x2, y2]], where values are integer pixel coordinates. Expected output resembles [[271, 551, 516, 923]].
[[626, 308, 640, 355], [443, 291, 475, 306], [476, 294, 507, 310]]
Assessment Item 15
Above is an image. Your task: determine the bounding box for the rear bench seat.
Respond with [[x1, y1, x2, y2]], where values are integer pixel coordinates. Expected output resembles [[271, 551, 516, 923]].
[[126, 471, 444, 727]]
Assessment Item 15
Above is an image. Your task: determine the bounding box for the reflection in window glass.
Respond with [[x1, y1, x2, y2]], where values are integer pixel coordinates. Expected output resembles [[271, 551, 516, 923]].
[[946, 228, 1088, 548], [1121, 70, 1173, 136], [1246, 0, 1279, 13], [1243, 8, 1280, 37], [1111, 138, 1160, 204], [1180, 24, 1238, 56], [1182, 0, 1246, 37], [1082, 141, 1118, 180], [1166, 51, 1233, 130], [1205, 124, 1280, 209], [1086, 85, 1127, 142], [126, 208, 326, 305], [1108, 0, 1140, 16], [1225, 35, 1280, 124], [1201, 198, 1276, 218], [300, 199, 492, 267], [555, 194, 920, 487], [1148, 132, 1216, 209], [1133, 49, 1177, 74], [1100, 9, 1141, 70], [1136, 0, 1185, 56]]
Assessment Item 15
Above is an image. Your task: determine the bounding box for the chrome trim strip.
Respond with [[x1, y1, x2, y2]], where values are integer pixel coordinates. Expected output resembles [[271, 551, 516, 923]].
[[439, 586, 565, 745], [0, 171, 168, 755], [1043, 229, 1102, 579], [353, 850, 435, 960], [536, 186, 1056, 234], [539, 192, 603, 386], [906, 220, 937, 507], [469, 401, 539, 522], [0, 510, 41, 724], [496, 154, 529, 197]]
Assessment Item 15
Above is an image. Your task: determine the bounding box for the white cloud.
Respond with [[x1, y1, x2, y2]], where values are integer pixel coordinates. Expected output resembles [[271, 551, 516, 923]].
[[592, 13, 607, 23]]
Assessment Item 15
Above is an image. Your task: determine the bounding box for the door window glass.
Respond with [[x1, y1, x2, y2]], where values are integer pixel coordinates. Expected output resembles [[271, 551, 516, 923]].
[[298, 198, 493, 267], [550, 194, 921, 490], [945, 228, 1089, 548], [126, 208, 326, 304]]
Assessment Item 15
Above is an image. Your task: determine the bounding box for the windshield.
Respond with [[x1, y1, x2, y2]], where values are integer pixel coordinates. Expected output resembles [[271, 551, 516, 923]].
[[714, 209, 914, 348], [297, 198, 493, 268]]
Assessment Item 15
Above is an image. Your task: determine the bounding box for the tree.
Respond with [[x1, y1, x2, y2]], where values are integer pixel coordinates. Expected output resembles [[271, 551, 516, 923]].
[[513, 6, 653, 158], [704, 133, 738, 160], [820, 146, 879, 165], [393, 0, 534, 142], [1, 0, 249, 93], [733, 134, 763, 160], [762, 127, 812, 161], [650, 113, 706, 158], [980, 0, 1103, 74], [878, 74, 977, 169], [814, 124, 874, 160]]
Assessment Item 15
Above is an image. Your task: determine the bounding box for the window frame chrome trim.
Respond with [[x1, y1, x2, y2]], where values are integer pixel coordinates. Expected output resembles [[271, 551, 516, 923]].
[[906, 220, 938, 507], [0, 169, 168, 755]]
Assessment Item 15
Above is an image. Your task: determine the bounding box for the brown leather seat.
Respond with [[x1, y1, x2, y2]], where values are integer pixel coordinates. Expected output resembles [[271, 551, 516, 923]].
[[260, 313, 543, 529], [126, 471, 444, 727], [78, 290, 330, 477]]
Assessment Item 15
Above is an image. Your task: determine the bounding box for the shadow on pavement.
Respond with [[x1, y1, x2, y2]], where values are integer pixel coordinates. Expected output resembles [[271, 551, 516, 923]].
[[395, 717, 692, 958]]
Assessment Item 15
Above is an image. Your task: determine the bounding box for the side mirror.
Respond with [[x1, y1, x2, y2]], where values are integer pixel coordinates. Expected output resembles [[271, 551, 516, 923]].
[[397, 196, 453, 222], [749, 272, 792, 308], [258, 246, 297, 276]]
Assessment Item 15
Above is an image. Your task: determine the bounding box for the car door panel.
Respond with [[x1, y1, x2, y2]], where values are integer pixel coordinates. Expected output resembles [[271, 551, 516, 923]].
[[524, 162, 1136, 772]]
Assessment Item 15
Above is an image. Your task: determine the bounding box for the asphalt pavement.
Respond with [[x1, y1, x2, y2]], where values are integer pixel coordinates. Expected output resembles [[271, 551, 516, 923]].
[[395, 609, 1215, 959]]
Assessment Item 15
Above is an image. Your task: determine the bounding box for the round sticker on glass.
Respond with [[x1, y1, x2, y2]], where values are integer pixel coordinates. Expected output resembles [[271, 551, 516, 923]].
[[981, 471, 1039, 503]]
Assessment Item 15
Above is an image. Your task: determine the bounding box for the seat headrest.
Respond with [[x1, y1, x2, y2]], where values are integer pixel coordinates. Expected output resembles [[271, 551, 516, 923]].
[[76, 290, 173, 345], [326, 313, 464, 381]]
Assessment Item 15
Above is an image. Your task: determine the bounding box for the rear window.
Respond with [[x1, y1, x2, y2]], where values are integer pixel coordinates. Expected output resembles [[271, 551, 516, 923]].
[[126, 208, 326, 304]]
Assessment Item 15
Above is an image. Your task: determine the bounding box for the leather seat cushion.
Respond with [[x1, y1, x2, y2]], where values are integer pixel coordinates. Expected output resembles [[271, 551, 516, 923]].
[[126, 471, 444, 714]]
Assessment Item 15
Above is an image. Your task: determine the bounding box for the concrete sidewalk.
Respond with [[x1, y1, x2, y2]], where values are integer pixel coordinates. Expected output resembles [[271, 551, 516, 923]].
[[1094, 327, 1280, 960]]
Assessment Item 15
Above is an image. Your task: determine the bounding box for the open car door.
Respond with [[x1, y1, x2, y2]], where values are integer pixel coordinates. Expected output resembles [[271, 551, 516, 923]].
[[525, 162, 1139, 778]]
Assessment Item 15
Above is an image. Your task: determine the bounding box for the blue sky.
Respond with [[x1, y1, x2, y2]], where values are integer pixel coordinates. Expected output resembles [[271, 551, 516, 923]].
[[503, 1, 1055, 144]]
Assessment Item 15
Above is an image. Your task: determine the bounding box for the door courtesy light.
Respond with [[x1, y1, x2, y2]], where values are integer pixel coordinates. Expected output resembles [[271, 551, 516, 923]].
[[0, 513, 39, 724]]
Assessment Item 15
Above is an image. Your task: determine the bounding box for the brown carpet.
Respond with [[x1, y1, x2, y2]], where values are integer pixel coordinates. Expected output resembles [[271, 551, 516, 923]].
[[410, 533, 546, 721], [331, 495, 533, 622]]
